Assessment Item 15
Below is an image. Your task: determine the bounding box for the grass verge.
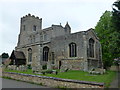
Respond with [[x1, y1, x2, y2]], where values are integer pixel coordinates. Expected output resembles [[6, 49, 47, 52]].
[[3, 69, 117, 87]]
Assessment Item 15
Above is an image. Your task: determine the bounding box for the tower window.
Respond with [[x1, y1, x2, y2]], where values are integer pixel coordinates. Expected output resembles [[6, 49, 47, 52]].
[[69, 42, 77, 57], [33, 25, 37, 31], [33, 36, 35, 43], [23, 25, 25, 31], [44, 34, 47, 41]]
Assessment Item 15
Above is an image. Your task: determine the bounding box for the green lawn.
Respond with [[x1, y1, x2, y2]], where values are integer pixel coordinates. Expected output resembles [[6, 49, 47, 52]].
[[3, 69, 116, 87]]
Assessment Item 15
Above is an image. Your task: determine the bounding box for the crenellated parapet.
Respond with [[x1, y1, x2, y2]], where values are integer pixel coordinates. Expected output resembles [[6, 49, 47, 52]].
[[21, 13, 42, 21]]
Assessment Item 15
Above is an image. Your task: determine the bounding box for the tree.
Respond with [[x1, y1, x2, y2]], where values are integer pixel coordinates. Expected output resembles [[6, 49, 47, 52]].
[[112, 0, 120, 58], [2, 53, 9, 58], [1, 53, 9, 64], [112, 0, 120, 32], [95, 1, 120, 69], [95, 11, 114, 69]]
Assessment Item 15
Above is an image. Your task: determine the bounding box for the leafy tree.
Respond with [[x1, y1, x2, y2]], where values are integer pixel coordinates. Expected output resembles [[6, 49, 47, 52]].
[[112, 0, 120, 58], [1, 53, 9, 64], [112, 0, 120, 32], [2, 53, 9, 58], [95, 1, 120, 69], [95, 11, 114, 69]]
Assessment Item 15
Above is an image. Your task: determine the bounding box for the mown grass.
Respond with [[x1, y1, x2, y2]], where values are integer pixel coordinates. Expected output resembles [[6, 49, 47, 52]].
[[3, 69, 116, 87], [42, 70, 116, 87]]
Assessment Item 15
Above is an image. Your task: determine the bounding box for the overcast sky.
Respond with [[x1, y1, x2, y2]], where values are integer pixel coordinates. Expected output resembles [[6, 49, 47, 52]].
[[0, 0, 116, 55]]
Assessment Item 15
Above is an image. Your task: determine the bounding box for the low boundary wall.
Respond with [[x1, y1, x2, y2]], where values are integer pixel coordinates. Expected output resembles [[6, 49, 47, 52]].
[[2, 72, 104, 88]]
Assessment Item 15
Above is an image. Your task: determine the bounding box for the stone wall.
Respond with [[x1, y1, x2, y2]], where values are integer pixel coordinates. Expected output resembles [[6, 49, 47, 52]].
[[110, 66, 120, 71], [2, 72, 104, 88], [60, 59, 84, 70]]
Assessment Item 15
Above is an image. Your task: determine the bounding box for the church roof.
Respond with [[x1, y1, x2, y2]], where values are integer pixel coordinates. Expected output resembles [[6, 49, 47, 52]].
[[10, 50, 26, 60], [43, 24, 64, 31], [14, 51, 26, 59], [51, 28, 99, 41], [43, 27, 53, 31]]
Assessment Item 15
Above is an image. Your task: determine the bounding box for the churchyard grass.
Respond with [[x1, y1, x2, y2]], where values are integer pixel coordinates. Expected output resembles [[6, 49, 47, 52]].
[[3, 69, 116, 87], [4, 69, 34, 75], [41, 70, 116, 87]]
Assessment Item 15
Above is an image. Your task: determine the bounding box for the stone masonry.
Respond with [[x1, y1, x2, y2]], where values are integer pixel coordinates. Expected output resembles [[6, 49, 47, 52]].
[[14, 14, 103, 71], [3, 72, 104, 88]]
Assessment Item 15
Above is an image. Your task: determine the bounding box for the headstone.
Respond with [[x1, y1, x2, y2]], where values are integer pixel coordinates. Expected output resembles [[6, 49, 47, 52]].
[[47, 61, 52, 70], [32, 65, 42, 73], [13, 65, 16, 70], [89, 68, 106, 75], [16, 67, 19, 71], [23, 65, 27, 71]]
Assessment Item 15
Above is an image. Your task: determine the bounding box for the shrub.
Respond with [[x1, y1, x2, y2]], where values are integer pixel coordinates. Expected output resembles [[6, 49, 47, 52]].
[[27, 64, 32, 69], [42, 65, 47, 70]]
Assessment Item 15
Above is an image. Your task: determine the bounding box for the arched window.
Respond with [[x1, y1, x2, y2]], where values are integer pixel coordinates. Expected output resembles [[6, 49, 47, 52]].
[[29, 36, 32, 44], [33, 25, 36, 31], [43, 46, 49, 61], [23, 25, 25, 31], [51, 52, 55, 64], [28, 48, 32, 62], [89, 38, 94, 58], [44, 34, 47, 41], [69, 43, 77, 57], [40, 35, 43, 42]]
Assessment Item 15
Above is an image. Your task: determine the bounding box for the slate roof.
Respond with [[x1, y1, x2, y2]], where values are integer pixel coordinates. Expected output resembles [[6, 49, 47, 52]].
[[10, 50, 26, 60], [14, 51, 26, 59]]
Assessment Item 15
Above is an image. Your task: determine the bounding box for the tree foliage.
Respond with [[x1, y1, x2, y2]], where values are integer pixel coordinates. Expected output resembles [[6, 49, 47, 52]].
[[2, 53, 9, 58], [112, 0, 120, 32], [95, 1, 120, 69], [112, 0, 120, 58], [95, 11, 113, 69]]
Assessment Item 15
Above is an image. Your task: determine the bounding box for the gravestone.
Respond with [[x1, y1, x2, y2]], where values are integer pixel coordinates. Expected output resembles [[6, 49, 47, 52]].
[[89, 68, 106, 75], [32, 65, 42, 73]]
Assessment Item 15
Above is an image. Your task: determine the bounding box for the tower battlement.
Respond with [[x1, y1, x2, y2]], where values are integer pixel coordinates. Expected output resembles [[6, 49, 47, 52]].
[[21, 13, 42, 20], [20, 13, 42, 34]]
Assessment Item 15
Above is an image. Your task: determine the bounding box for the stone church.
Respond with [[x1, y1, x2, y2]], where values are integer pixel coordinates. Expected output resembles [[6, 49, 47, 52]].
[[14, 14, 103, 71]]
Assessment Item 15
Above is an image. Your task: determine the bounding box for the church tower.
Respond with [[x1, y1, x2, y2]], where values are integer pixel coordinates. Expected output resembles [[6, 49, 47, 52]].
[[17, 14, 42, 46]]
